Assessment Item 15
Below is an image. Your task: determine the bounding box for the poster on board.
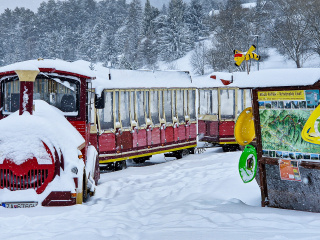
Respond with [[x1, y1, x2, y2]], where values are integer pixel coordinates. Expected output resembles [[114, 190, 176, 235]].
[[279, 159, 302, 182], [258, 89, 320, 161]]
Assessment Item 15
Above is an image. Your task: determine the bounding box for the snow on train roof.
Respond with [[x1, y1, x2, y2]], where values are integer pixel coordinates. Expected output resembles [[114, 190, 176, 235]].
[[194, 68, 320, 89], [0, 59, 95, 78], [0, 59, 194, 91], [231, 68, 320, 88], [92, 67, 194, 93]]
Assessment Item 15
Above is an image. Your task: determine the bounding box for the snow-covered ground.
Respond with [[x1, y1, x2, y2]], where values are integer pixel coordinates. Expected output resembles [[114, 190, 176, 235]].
[[2, 148, 320, 239]]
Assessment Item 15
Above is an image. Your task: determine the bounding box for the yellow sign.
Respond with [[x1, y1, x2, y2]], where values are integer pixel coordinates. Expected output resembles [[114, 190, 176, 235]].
[[258, 90, 305, 101]]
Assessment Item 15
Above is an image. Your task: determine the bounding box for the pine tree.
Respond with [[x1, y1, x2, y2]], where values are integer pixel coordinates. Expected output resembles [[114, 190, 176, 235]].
[[157, 0, 193, 61], [185, 0, 207, 42]]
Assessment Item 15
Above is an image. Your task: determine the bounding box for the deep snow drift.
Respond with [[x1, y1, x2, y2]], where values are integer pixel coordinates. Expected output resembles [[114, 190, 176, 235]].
[[1, 148, 320, 240]]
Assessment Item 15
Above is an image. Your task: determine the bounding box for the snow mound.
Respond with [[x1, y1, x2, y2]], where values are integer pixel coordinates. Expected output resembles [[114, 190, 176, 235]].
[[0, 100, 84, 167]]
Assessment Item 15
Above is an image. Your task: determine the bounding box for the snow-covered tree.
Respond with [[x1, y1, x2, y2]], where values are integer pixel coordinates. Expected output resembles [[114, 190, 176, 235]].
[[185, 0, 208, 42], [270, 0, 313, 68], [190, 42, 208, 75]]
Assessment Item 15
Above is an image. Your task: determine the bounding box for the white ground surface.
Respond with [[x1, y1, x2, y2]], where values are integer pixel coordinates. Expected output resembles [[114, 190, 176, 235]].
[[2, 148, 320, 240]]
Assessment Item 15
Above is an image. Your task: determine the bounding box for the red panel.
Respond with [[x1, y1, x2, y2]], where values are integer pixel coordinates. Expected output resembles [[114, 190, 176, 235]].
[[69, 121, 86, 139], [121, 131, 133, 152], [209, 121, 219, 137], [219, 121, 235, 137], [189, 123, 197, 139], [185, 123, 190, 139], [147, 128, 152, 146], [151, 127, 161, 146], [89, 133, 98, 150], [198, 120, 206, 136], [160, 125, 166, 144], [137, 129, 147, 149], [42, 191, 76, 206], [116, 130, 121, 153], [99, 133, 116, 153], [165, 126, 174, 144], [174, 124, 179, 142], [19, 81, 33, 115], [178, 125, 186, 141], [132, 128, 138, 150]]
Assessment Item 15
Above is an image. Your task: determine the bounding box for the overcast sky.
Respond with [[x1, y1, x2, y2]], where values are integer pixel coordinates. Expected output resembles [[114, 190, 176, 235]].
[[0, 0, 192, 14]]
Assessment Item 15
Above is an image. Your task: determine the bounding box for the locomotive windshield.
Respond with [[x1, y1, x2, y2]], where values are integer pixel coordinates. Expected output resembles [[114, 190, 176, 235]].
[[2, 77, 79, 115]]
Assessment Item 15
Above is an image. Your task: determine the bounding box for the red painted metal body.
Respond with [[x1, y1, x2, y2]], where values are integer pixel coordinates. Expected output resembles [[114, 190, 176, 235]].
[[198, 120, 236, 145], [98, 122, 197, 163]]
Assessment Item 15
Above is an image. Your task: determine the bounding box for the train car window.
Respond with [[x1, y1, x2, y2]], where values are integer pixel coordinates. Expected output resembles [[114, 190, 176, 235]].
[[2, 78, 79, 115], [188, 90, 196, 121], [130, 91, 135, 124], [2, 79, 20, 113], [237, 89, 244, 117], [87, 89, 95, 125], [184, 90, 188, 117], [199, 90, 211, 115], [115, 91, 120, 124], [151, 91, 160, 125], [172, 90, 177, 119], [35, 78, 79, 115], [136, 91, 146, 126], [145, 91, 150, 122], [164, 90, 172, 123], [120, 91, 130, 128], [245, 89, 252, 108], [177, 89, 184, 123], [220, 89, 235, 119], [159, 90, 164, 120], [99, 91, 114, 130], [212, 89, 218, 115]]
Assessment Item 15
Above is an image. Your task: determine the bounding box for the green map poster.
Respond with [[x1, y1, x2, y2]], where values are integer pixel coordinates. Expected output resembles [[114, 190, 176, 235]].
[[258, 89, 320, 160]]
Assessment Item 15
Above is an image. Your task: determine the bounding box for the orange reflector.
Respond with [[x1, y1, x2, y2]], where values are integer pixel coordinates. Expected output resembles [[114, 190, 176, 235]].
[[78, 155, 83, 159], [71, 193, 77, 198]]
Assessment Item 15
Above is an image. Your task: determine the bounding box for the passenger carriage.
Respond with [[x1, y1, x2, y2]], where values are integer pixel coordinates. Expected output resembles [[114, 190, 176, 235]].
[[91, 69, 198, 169], [194, 73, 252, 151]]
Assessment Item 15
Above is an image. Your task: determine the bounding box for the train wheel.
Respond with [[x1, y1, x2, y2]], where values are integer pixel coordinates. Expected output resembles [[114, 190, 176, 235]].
[[189, 147, 196, 154], [133, 159, 145, 164], [176, 149, 189, 159]]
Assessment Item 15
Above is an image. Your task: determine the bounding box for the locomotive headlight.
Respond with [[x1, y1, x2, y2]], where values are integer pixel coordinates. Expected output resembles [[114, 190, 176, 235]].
[[71, 167, 78, 175]]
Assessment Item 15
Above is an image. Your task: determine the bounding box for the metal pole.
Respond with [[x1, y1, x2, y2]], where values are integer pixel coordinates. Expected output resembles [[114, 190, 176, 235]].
[[256, 35, 259, 71]]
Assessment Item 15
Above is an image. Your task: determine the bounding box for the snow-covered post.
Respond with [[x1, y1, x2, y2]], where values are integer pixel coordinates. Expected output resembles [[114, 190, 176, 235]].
[[14, 69, 40, 115]]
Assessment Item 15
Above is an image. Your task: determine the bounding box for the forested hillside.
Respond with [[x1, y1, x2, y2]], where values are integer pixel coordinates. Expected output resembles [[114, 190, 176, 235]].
[[0, 0, 319, 74]]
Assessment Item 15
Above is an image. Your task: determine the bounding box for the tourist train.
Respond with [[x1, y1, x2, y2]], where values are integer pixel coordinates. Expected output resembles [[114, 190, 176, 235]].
[[0, 59, 247, 207]]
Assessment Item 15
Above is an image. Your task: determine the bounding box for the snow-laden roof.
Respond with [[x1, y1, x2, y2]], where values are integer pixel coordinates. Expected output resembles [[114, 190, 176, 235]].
[[0, 100, 84, 166], [193, 72, 234, 88], [0, 59, 95, 78], [93, 68, 193, 93], [194, 69, 320, 89], [231, 68, 320, 88], [0, 59, 194, 92]]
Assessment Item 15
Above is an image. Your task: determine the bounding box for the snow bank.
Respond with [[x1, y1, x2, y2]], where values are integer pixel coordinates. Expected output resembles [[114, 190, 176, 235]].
[[0, 100, 85, 202], [3, 149, 320, 239]]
